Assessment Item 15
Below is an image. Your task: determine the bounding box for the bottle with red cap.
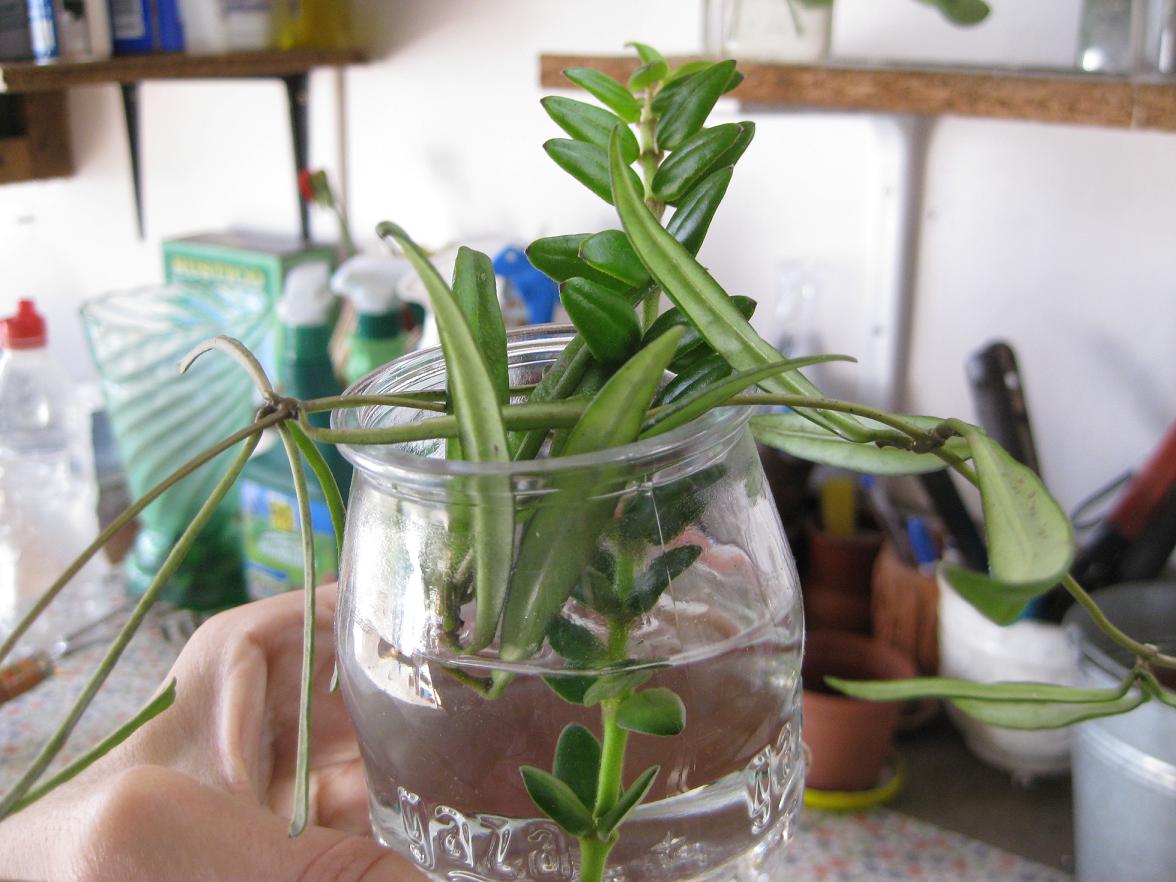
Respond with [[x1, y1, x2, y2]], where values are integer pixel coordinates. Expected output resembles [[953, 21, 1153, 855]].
[[0, 299, 102, 639]]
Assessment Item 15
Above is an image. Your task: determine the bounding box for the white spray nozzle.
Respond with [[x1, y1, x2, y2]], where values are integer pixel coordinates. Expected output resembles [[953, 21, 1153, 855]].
[[331, 254, 410, 316], [278, 260, 334, 327]]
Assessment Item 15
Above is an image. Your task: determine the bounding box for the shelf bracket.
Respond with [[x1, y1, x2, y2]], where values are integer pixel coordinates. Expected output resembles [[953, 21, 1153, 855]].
[[120, 82, 144, 239], [282, 72, 310, 242]]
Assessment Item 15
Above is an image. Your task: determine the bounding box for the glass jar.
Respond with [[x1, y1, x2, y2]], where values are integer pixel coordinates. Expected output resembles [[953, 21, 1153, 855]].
[[334, 327, 804, 882]]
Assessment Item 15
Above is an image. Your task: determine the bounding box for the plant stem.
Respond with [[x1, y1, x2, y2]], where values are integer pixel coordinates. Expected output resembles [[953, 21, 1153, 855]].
[[0, 430, 261, 818], [637, 81, 664, 332], [578, 836, 614, 882], [1061, 573, 1176, 669]]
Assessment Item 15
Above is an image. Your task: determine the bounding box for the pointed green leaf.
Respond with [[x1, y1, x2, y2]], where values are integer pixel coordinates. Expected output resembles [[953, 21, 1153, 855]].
[[609, 128, 867, 442], [652, 62, 741, 115], [598, 765, 659, 834], [644, 295, 756, 374], [629, 59, 668, 91], [541, 96, 639, 163], [710, 121, 755, 175], [664, 167, 733, 256], [520, 766, 595, 836], [750, 413, 972, 475], [545, 139, 615, 204], [453, 246, 509, 405], [563, 67, 641, 122], [553, 724, 602, 811], [826, 675, 1134, 704], [625, 41, 665, 65], [940, 565, 1060, 627], [377, 224, 512, 653], [560, 278, 642, 366], [628, 545, 702, 616], [617, 465, 725, 546], [954, 421, 1074, 586], [617, 688, 686, 736], [548, 615, 607, 666], [582, 669, 654, 706], [497, 330, 684, 665], [929, 0, 991, 26], [951, 692, 1146, 729], [526, 233, 630, 292], [644, 355, 855, 439], [653, 124, 742, 204], [666, 59, 714, 83], [579, 230, 650, 289], [656, 60, 737, 150]]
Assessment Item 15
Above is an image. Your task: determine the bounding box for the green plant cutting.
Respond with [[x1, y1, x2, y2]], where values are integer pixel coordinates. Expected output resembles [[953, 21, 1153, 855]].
[[1, 39, 1171, 882]]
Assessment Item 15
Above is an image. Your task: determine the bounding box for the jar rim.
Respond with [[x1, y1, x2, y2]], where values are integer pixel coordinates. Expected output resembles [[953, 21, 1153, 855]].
[[332, 324, 752, 484]]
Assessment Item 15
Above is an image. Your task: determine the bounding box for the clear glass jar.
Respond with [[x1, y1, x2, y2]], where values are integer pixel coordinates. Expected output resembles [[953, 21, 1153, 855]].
[[334, 327, 804, 882]]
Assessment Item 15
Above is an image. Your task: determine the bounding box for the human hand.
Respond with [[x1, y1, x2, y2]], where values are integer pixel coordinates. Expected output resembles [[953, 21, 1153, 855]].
[[0, 586, 424, 882]]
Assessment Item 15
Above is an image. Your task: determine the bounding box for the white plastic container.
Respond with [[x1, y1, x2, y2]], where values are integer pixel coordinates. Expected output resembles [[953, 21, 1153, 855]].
[[937, 576, 1078, 781]]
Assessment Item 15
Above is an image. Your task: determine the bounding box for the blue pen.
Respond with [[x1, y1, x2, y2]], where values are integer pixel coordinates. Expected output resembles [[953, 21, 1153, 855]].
[[905, 515, 938, 572]]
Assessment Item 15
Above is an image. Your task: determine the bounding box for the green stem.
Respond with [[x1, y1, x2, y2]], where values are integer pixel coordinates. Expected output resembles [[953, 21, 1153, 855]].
[[1061, 574, 1176, 669], [594, 699, 630, 826], [0, 411, 284, 666], [578, 836, 614, 882], [0, 430, 262, 818]]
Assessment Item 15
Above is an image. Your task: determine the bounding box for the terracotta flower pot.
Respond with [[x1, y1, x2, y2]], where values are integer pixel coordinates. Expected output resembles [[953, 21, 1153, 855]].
[[802, 629, 917, 791]]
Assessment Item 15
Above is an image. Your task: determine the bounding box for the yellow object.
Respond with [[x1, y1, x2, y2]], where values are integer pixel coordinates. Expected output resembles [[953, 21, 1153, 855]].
[[804, 753, 906, 811], [273, 0, 352, 50], [819, 474, 857, 536]]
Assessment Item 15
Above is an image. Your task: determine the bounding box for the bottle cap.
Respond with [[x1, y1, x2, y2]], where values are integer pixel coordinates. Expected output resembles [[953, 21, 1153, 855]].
[[0, 299, 48, 349]]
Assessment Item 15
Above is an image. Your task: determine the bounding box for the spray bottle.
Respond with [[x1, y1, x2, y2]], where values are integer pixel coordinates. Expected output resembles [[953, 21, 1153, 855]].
[[331, 254, 413, 386], [238, 261, 351, 600]]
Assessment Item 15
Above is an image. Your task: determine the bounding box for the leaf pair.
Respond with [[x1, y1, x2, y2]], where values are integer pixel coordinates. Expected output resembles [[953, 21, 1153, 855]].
[[828, 672, 1144, 729], [571, 545, 702, 622], [652, 122, 754, 205], [377, 224, 513, 651]]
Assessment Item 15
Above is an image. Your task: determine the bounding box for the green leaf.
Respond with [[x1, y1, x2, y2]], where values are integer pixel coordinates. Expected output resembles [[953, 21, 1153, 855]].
[[553, 723, 602, 811], [541, 96, 639, 164], [644, 295, 756, 374], [625, 41, 665, 65], [628, 545, 702, 615], [617, 465, 725, 546], [826, 675, 1134, 704], [496, 329, 684, 667], [582, 669, 654, 706], [951, 692, 1146, 730], [750, 413, 971, 475], [285, 422, 345, 556], [710, 121, 755, 175], [520, 766, 595, 836], [563, 67, 641, 123], [579, 230, 650, 290], [651, 62, 740, 115], [543, 673, 598, 705], [664, 167, 733, 256], [629, 59, 668, 91], [547, 615, 607, 666], [572, 554, 625, 616], [656, 352, 731, 407], [652, 124, 742, 204], [665, 59, 714, 83], [616, 688, 686, 736], [644, 355, 855, 439], [656, 60, 737, 150], [925, 0, 990, 26], [560, 278, 642, 366], [377, 223, 513, 653], [526, 233, 631, 292], [545, 139, 615, 204], [598, 765, 659, 834], [942, 422, 1074, 624], [452, 247, 509, 406], [609, 128, 867, 442]]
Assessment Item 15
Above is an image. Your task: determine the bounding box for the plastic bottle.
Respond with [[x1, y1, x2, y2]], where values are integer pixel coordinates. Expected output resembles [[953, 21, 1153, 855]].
[[238, 262, 351, 600], [0, 300, 105, 640], [178, 0, 228, 53], [331, 254, 413, 386]]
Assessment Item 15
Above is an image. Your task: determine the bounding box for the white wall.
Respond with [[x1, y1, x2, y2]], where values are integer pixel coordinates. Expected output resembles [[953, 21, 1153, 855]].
[[0, 0, 1173, 513]]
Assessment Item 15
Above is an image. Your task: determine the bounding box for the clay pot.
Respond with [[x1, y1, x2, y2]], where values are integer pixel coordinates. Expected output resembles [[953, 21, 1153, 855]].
[[802, 629, 917, 791], [802, 522, 883, 633]]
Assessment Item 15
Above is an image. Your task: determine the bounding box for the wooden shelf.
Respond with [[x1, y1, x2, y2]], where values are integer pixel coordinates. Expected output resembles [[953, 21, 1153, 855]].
[[540, 54, 1176, 133], [0, 47, 365, 94]]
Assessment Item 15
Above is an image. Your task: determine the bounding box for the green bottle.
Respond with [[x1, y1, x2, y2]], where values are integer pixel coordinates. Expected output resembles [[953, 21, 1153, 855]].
[[239, 261, 351, 600], [331, 254, 412, 385]]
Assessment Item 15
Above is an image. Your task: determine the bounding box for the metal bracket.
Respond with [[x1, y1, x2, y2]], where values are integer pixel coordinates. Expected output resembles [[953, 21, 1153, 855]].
[[119, 70, 313, 241]]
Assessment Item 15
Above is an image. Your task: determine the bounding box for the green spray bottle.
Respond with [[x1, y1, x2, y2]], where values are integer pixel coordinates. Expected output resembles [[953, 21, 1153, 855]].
[[331, 254, 413, 385], [238, 260, 352, 600]]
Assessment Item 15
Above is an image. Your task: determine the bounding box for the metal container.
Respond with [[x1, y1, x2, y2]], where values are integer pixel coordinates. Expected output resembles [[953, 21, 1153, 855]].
[[1064, 581, 1176, 882]]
